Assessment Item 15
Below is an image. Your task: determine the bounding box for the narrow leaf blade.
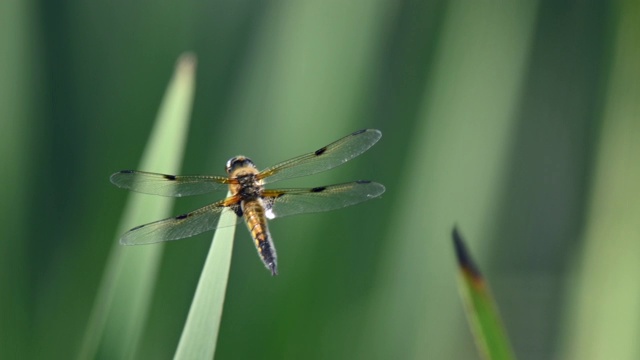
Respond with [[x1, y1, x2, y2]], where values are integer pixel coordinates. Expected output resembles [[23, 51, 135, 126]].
[[174, 199, 236, 360], [78, 53, 197, 360], [453, 227, 516, 360]]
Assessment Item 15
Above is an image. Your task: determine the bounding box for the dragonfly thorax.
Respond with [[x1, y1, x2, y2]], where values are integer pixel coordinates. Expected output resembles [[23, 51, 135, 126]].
[[236, 174, 263, 200]]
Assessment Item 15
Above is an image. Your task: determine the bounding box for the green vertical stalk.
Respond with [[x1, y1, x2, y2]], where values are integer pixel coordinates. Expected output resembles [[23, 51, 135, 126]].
[[561, 4, 640, 359], [78, 53, 197, 360], [174, 203, 236, 360]]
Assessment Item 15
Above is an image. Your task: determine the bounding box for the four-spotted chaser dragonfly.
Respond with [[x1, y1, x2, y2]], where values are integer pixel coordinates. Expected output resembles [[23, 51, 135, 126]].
[[110, 129, 385, 275]]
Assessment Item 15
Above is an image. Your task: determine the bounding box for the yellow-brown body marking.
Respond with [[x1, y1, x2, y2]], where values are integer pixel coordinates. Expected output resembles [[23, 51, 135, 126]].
[[227, 156, 278, 275], [242, 199, 276, 274]]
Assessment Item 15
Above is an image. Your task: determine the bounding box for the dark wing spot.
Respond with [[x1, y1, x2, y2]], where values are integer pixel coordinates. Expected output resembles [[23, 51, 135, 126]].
[[121, 170, 135, 174], [130, 224, 146, 231], [352, 129, 366, 135], [311, 186, 327, 193], [356, 180, 371, 184], [175, 213, 190, 220], [163, 174, 177, 180], [314, 146, 327, 156], [231, 204, 243, 217]]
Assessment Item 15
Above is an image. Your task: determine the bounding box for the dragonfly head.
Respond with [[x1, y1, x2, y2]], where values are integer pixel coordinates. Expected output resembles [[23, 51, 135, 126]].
[[226, 156, 256, 174]]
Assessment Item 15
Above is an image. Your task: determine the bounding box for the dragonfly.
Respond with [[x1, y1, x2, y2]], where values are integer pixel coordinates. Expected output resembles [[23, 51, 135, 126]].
[[110, 128, 385, 275]]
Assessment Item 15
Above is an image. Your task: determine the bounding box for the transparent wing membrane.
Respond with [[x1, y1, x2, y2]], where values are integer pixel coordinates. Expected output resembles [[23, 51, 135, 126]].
[[258, 129, 381, 184], [120, 202, 241, 245], [262, 181, 385, 219], [110, 170, 231, 197]]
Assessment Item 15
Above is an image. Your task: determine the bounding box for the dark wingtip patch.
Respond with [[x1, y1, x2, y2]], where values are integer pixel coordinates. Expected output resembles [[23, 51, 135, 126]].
[[314, 146, 328, 156], [163, 174, 177, 180], [311, 186, 327, 193], [175, 213, 190, 220], [231, 204, 243, 217], [353, 129, 366, 135], [130, 224, 146, 231], [121, 170, 135, 174], [356, 180, 371, 184]]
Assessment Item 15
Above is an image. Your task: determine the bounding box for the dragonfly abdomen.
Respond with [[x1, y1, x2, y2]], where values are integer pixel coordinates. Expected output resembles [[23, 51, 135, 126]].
[[242, 200, 277, 275]]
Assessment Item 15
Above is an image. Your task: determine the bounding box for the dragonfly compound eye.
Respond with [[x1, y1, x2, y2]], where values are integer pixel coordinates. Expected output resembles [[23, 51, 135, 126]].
[[225, 156, 256, 174]]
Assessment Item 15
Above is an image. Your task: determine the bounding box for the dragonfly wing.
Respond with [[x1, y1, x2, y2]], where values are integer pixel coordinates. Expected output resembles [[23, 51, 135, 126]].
[[258, 129, 381, 184], [120, 200, 241, 245], [262, 181, 385, 219], [110, 170, 231, 197]]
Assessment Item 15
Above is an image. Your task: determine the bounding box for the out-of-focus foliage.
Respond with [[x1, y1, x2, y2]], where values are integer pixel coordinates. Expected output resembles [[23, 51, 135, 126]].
[[79, 53, 197, 360], [1, 1, 638, 359]]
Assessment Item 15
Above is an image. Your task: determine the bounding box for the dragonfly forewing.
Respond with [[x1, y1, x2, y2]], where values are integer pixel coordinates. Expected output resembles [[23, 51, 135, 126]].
[[258, 129, 381, 184], [110, 170, 231, 197]]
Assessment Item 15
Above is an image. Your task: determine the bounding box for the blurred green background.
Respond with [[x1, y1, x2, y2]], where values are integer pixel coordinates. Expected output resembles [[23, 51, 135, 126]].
[[2, 1, 639, 359]]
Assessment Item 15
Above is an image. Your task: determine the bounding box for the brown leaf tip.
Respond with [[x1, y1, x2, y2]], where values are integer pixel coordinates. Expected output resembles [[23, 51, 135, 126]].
[[452, 226, 483, 279]]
